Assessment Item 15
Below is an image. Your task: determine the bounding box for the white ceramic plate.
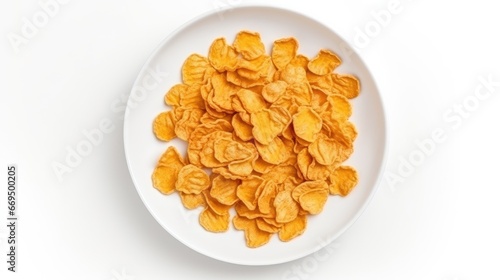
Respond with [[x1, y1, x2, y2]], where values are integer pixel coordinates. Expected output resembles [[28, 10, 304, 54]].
[[124, 5, 387, 265]]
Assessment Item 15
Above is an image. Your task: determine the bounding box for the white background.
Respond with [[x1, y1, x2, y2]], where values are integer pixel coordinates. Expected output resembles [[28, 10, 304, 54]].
[[1, 0, 499, 279]]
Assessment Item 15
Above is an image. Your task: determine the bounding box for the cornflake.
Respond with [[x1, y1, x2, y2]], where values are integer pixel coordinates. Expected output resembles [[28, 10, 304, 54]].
[[151, 30, 360, 248]]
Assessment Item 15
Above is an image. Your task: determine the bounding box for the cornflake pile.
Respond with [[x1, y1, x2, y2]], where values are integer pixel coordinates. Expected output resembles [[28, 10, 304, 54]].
[[152, 30, 359, 248]]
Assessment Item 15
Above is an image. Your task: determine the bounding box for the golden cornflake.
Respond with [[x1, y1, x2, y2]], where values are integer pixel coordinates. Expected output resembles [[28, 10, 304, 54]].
[[210, 175, 240, 205], [153, 111, 176, 141], [231, 113, 254, 141], [292, 106, 322, 143], [331, 74, 360, 99], [182, 54, 211, 86], [251, 109, 285, 145], [236, 88, 267, 113], [329, 166, 359, 196], [151, 30, 361, 248], [271, 37, 299, 70], [278, 214, 307, 242], [199, 207, 230, 233], [233, 30, 266, 60], [179, 192, 205, 209], [208, 37, 239, 72], [175, 164, 210, 194], [233, 215, 272, 248], [274, 190, 299, 223], [152, 146, 186, 195], [308, 49, 342, 76], [262, 80, 287, 103], [255, 137, 289, 165]]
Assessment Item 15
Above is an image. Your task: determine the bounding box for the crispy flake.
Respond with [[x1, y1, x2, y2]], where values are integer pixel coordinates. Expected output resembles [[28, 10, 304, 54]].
[[151, 30, 361, 248]]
